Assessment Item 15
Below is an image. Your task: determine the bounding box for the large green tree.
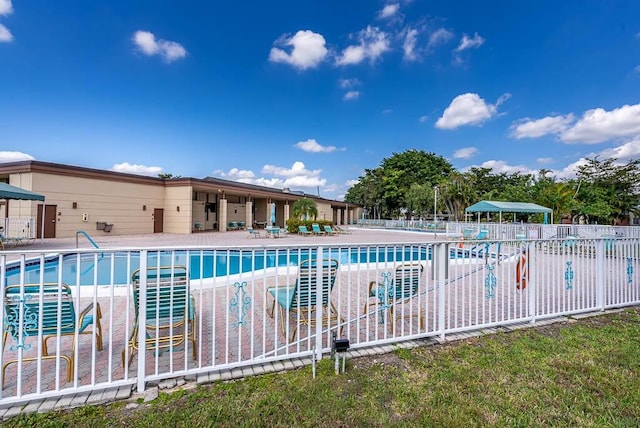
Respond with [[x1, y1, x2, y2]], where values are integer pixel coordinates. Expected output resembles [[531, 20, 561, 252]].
[[572, 157, 640, 224], [345, 150, 453, 218], [291, 198, 318, 220], [345, 150, 640, 225]]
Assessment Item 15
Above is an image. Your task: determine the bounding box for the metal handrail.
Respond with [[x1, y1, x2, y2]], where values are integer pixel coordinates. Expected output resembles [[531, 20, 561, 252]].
[[76, 230, 99, 249]]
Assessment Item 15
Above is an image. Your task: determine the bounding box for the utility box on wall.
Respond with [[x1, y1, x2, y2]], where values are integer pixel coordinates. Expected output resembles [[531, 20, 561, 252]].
[[83, 213, 88, 222]]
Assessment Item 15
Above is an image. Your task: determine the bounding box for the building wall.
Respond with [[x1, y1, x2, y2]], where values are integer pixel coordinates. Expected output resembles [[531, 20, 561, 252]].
[[0, 162, 361, 237], [8, 173, 36, 218], [164, 186, 193, 234], [24, 172, 165, 238], [315, 201, 333, 223], [227, 202, 247, 224]]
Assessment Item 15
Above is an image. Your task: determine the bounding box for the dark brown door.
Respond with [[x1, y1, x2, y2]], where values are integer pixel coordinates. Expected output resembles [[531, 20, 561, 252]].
[[153, 208, 164, 233], [37, 204, 57, 238]]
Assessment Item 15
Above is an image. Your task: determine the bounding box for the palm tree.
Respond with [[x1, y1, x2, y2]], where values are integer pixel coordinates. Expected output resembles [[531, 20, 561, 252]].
[[291, 198, 318, 220]]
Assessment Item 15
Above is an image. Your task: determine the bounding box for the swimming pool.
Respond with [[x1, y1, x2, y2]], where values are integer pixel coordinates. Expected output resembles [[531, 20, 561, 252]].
[[5, 244, 488, 287]]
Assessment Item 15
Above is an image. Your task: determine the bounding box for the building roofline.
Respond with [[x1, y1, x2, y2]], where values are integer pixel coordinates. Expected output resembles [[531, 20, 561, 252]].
[[0, 160, 165, 185], [0, 160, 359, 208]]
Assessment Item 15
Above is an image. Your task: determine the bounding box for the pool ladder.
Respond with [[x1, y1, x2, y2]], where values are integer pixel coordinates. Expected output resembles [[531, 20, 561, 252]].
[[76, 230, 100, 249], [76, 230, 103, 275]]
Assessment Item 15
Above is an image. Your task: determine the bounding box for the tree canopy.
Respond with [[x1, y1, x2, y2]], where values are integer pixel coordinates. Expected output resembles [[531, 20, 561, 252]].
[[345, 150, 453, 219], [291, 198, 318, 220], [345, 151, 640, 225]]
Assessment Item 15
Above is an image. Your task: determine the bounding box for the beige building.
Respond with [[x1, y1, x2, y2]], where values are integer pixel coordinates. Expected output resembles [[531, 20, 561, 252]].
[[0, 161, 361, 238]]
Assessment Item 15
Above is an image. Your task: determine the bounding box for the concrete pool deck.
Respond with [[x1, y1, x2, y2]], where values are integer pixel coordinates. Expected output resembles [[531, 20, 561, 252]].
[[5, 227, 444, 255]]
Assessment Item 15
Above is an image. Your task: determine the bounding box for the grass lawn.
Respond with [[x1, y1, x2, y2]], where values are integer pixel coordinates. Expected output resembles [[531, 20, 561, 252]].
[[5, 308, 640, 427]]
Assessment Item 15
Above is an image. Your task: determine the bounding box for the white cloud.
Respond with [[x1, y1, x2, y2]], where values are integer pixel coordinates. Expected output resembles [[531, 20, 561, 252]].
[[427, 28, 454, 49], [111, 162, 164, 176], [345, 179, 359, 187], [435, 93, 509, 129], [378, 3, 400, 19], [469, 160, 538, 176], [418, 115, 429, 123], [552, 158, 589, 180], [402, 28, 419, 61], [262, 161, 327, 188], [294, 139, 339, 153], [213, 163, 328, 190], [132, 31, 187, 62], [453, 147, 478, 159], [560, 103, 640, 144], [537, 157, 555, 164], [552, 140, 640, 179], [214, 168, 256, 180], [510, 114, 575, 139], [263, 161, 319, 178], [634, 65, 640, 73], [269, 30, 328, 70], [598, 138, 640, 161], [382, 109, 393, 114], [0, 151, 34, 163], [215, 162, 330, 190], [0, 23, 12, 42], [343, 90, 360, 101], [455, 32, 485, 52], [335, 26, 390, 66], [0, 0, 12, 15], [338, 78, 360, 88]]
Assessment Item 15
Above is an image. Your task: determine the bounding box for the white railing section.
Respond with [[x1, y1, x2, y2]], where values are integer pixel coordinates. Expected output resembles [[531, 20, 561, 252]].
[[2, 217, 37, 240], [0, 237, 638, 405], [358, 219, 640, 240]]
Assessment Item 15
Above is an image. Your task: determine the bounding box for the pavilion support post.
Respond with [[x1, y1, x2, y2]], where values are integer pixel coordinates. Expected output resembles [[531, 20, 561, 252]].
[[40, 200, 46, 243]]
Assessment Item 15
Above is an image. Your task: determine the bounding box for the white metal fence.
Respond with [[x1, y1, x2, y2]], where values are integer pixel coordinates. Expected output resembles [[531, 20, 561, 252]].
[[2, 217, 37, 241], [0, 237, 638, 405], [358, 219, 640, 240]]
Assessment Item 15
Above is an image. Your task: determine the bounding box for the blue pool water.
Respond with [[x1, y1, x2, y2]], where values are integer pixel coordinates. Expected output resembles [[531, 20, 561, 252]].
[[5, 245, 485, 286]]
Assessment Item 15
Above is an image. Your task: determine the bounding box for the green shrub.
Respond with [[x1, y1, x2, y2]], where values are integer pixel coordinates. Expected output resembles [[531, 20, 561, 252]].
[[285, 219, 334, 233]]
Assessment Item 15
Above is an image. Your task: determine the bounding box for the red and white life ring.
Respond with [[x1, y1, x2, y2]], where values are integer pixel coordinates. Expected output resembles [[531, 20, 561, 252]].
[[516, 252, 528, 290]]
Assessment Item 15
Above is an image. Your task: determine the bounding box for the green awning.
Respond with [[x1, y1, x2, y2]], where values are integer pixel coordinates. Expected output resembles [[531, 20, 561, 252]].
[[465, 201, 552, 214], [0, 182, 45, 201]]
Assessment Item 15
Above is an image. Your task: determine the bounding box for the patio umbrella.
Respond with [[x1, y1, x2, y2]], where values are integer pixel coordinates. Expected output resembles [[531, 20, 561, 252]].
[[270, 203, 276, 226]]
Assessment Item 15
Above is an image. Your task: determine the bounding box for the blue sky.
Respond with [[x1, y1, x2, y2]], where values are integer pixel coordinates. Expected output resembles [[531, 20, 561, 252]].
[[1, 1, 640, 200]]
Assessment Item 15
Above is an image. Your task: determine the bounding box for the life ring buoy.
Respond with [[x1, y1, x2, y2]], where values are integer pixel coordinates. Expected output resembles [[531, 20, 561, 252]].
[[516, 253, 528, 290]]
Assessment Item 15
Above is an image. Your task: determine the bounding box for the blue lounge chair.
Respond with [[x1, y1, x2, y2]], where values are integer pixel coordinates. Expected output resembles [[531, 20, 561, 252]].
[[475, 230, 489, 240], [311, 223, 326, 235], [462, 228, 475, 240], [2, 283, 103, 384], [298, 225, 313, 236], [247, 227, 261, 238], [267, 259, 342, 341], [363, 263, 424, 331], [334, 225, 352, 234], [323, 225, 337, 235], [123, 266, 197, 367]]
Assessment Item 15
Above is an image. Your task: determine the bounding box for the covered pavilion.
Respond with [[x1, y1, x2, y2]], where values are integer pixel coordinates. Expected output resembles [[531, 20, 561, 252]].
[[0, 182, 46, 243], [465, 200, 553, 224]]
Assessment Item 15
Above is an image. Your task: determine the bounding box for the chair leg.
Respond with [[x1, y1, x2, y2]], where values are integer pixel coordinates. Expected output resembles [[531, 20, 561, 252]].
[[70, 338, 79, 381], [279, 306, 290, 340], [122, 327, 137, 368], [190, 319, 198, 360], [267, 295, 276, 318], [42, 336, 50, 356], [95, 304, 104, 351]]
